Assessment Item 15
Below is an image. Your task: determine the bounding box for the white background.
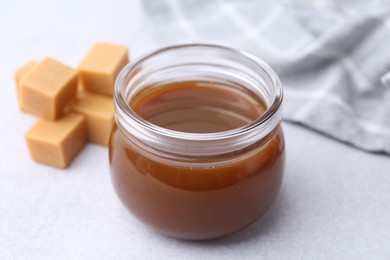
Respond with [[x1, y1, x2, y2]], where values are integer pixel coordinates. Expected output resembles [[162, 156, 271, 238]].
[[1, 0, 390, 259]]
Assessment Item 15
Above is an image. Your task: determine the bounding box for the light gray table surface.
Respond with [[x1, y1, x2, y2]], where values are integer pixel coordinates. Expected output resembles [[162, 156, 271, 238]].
[[1, 1, 390, 259]]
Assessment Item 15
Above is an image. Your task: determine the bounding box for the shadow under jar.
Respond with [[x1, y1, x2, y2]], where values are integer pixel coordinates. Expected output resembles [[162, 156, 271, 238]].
[[109, 44, 285, 240]]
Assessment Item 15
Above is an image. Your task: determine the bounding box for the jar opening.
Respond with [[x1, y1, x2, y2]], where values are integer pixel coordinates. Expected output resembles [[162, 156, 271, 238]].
[[114, 44, 283, 157]]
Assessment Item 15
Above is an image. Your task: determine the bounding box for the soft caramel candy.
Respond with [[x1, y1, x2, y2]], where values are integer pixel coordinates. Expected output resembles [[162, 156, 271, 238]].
[[78, 42, 129, 96], [70, 92, 114, 146], [14, 61, 37, 114], [25, 113, 87, 168], [20, 57, 78, 120]]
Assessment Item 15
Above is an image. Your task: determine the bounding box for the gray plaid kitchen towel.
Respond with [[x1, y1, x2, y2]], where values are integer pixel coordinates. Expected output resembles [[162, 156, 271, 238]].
[[142, 0, 390, 154]]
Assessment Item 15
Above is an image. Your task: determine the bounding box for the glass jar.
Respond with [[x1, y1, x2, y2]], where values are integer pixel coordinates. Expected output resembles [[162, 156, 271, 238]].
[[109, 44, 285, 240]]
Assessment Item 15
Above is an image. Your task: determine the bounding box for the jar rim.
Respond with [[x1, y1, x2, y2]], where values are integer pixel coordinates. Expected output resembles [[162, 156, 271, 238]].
[[114, 43, 283, 141]]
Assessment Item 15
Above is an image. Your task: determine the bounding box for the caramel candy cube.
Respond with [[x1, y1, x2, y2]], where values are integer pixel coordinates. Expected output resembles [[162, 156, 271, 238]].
[[14, 61, 37, 114], [70, 92, 114, 146], [78, 42, 129, 96], [25, 113, 87, 168], [20, 57, 78, 120]]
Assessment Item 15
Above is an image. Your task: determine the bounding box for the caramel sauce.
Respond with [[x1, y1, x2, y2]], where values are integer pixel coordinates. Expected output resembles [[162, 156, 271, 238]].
[[109, 81, 285, 240]]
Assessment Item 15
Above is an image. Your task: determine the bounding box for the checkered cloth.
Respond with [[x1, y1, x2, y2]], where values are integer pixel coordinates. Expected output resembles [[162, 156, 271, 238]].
[[142, 0, 390, 154]]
